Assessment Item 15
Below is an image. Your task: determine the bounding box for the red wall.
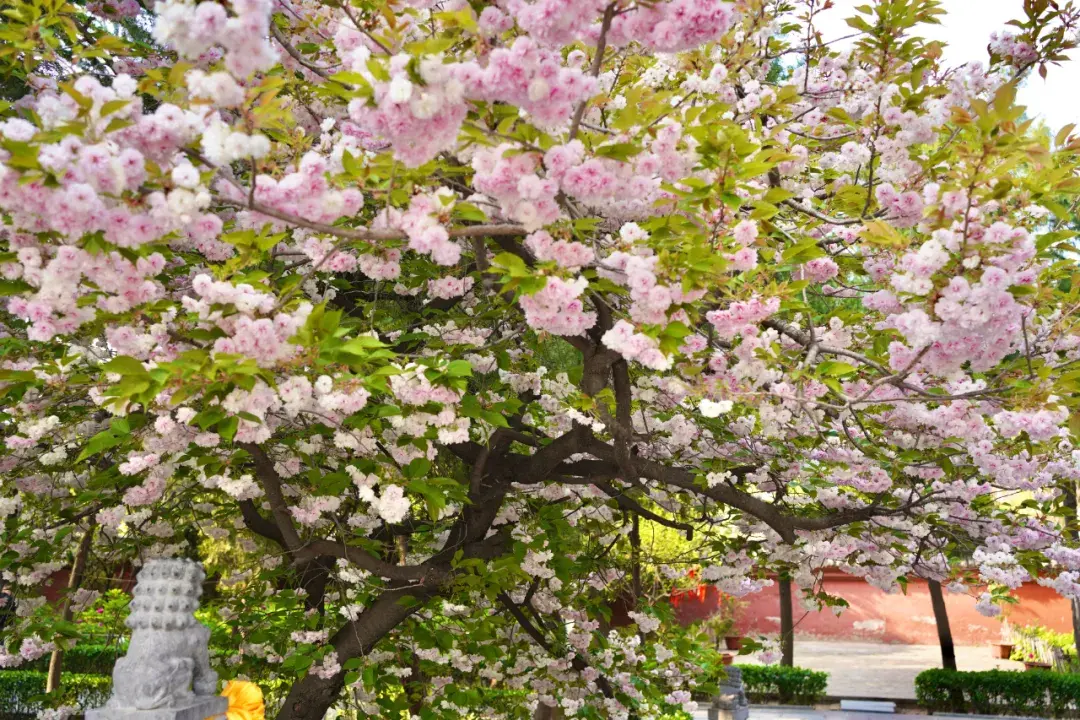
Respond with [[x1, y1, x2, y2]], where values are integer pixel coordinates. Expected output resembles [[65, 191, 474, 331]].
[[41, 566, 136, 603], [673, 571, 1074, 645]]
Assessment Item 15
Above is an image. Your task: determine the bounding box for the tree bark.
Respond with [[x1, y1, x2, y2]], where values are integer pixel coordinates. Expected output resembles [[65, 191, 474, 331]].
[[46, 523, 95, 693], [533, 705, 562, 720], [274, 582, 440, 720], [779, 576, 794, 667], [1070, 597, 1080, 663], [928, 579, 957, 671], [1064, 483, 1080, 655]]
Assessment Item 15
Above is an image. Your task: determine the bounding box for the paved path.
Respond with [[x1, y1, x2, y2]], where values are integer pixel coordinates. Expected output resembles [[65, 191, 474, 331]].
[[736, 641, 1023, 700], [694, 709, 927, 720]]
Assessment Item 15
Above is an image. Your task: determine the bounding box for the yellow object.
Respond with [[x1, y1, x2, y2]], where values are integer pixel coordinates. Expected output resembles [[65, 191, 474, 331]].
[[206, 680, 265, 720]]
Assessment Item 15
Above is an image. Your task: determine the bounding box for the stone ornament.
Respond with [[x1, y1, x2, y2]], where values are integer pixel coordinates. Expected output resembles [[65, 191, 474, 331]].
[[708, 666, 749, 720], [87, 558, 228, 720]]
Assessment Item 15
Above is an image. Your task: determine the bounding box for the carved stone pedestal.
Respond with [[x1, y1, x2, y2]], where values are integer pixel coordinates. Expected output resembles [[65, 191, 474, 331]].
[[86, 695, 227, 720], [85, 559, 227, 720], [707, 666, 750, 720]]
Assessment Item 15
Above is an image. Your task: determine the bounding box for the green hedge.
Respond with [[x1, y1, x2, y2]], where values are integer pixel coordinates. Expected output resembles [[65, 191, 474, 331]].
[[915, 668, 1080, 717], [737, 665, 829, 705], [23, 644, 124, 675], [0, 670, 111, 714]]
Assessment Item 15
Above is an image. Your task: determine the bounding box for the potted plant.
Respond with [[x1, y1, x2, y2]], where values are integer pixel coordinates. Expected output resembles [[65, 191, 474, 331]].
[[1023, 647, 1052, 671], [720, 653, 734, 666], [703, 614, 735, 653], [993, 619, 1014, 660], [718, 593, 748, 650]]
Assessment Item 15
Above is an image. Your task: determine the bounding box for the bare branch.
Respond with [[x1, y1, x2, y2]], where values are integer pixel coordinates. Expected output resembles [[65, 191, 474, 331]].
[[594, 480, 695, 540], [270, 23, 333, 79], [781, 198, 865, 226], [239, 442, 303, 551], [568, 2, 617, 141], [216, 197, 528, 243]]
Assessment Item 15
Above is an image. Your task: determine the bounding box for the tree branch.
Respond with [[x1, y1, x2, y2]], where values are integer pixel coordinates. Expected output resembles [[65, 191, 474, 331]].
[[594, 480, 695, 540], [781, 198, 865, 226], [239, 442, 303, 551], [238, 499, 285, 546], [568, 2, 617, 141], [497, 592, 616, 699], [217, 197, 527, 243], [270, 23, 333, 79]]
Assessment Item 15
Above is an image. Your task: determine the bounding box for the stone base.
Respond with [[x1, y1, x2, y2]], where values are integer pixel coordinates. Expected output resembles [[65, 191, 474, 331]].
[[708, 706, 750, 720], [86, 695, 228, 720]]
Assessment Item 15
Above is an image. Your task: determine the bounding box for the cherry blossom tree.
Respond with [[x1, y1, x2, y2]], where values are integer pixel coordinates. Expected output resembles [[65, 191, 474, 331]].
[[2, 0, 1080, 718]]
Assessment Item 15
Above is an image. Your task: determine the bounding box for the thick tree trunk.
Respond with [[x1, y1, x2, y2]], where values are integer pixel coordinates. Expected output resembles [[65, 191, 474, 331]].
[[1064, 483, 1080, 655], [1070, 598, 1080, 661], [928, 579, 957, 671], [269, 403, 571, 720], [779, 576, 794, 667], [274, 584, 438, 720], [533, 704, 562, 720], [273, 490, 512, 720], [46, 523, 95, 693]]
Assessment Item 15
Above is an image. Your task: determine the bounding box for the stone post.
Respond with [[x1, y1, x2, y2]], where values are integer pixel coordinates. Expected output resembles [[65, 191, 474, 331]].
[[86, 558, 228, 720]]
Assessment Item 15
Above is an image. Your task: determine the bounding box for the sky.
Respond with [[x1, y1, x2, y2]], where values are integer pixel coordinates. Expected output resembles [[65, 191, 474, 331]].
[[808, 0, 1080, 132]]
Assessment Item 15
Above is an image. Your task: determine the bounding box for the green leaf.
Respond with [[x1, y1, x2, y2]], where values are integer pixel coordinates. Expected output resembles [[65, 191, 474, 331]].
[[217, 415, 239, 443], [453, 201, 487, 223], [75, 418, 132, 462], [343, 335, 387, 350], [764, 187, 795, 204], [492, 252, 529, 277], [104, 117, 135, 134], [433, 8, 477, 31], [818, 361, 857, 377], [445, 359, 472, 377], [221, 229, 256, 248], [408, 479, 447, 521], [404, 457, 431, 479], [593, 142, 642, 162], [330, 71, 373, 89], [751, 201, 780, 220], [191, 406, 227, 430], [365, 59, 390, 82], [0, 279, 32, 296], [1009, 284, 1036, 298], [782, 238, 826, 264], [98, 99, 130, 117], [102, 356, 149, 377], [480, 409, 510, 428], [343, 151, 366, 178], [459, 394, 482, 418]]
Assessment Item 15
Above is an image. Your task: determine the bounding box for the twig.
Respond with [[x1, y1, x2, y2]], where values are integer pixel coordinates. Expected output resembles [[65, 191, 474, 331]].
[[216, 197, 528, 242], [781, 198, 864, 226], [568, 2, 617, 141], [270, 23, 333, 79]]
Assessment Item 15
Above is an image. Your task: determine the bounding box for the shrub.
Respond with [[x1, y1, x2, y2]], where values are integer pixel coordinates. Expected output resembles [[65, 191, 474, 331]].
[[23, 644, 125, 676], [0, 670, 112, 715], [736, 665, 829, 705], [915, 668, 1080, 718]]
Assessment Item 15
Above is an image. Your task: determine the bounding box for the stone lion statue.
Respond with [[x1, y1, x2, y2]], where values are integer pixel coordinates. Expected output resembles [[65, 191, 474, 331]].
[[88, 558, 227, 719]]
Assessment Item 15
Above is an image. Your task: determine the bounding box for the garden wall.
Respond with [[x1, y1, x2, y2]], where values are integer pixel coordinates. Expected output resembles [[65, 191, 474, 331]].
[[672, 569, 1074, 645]]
